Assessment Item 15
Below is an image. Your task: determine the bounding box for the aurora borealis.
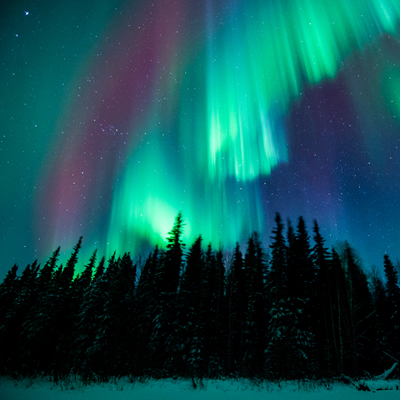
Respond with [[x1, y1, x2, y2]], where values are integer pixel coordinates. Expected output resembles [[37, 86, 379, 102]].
[[1, 0, 400, 276]]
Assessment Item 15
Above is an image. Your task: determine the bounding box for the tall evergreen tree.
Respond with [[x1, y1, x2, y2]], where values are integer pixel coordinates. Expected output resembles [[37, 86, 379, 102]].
[[74, 255, 107, 378], [0, 261, 39, 373], [266, 214, 314, 378], [208, 247, 227, 375], [150, 213, 185, 375], [340, 243, 374, 375], [117, 252, 137, 373], [134, 247, 159, 375], [86, 253, 121, 377], [226, 243, 245, 373], [21, 248, 61, 373], [370, 266, 389, 372], [94, 252, 137, 375], [383, 254, 400, 361], [54, 237, 82, 377], [328, 248, 347, 374], [203, 244, 225, 376], [0, 264, 19, 373], [243, 232, 266, 376], [267, 213, 287, 303], [174, 236, 205, 376], [20, 238, 82, 377], [265, 213, 287, 376], [312, 221, 333, 376], [0, 264, 19, 331], [293, 217, 318, 374], [285, 219, 296, 297]]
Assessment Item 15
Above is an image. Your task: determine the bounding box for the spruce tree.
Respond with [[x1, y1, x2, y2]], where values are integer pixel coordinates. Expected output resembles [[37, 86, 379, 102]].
[[210, 247, 226, 375], [133, 248, 159, 375], [0, 264, 19, 331], [176, 236, 205, 377], [265, 213, 288, 377], [117, 252, 137, 373], [203, 244, 225, 376], [226, 243, 244, 373], [0, 264, 19, 373], [70, 249, 96, 363], [86, 253, 121, 377], [329, 248, 347, 374], [54, 237, 82, 377], [383, 254, 400, 361], [340, 243, 374, 375], [21, 248, 61, 373], [312, 221, 333, 376], [370, 266, 389, 373], [1, 261, 39, 373], [150, 213, 185, 375], [266, 214, 314, 378], [267, 213, 287, 302], [243, 232, 266, 376], [74, 255, 107, 378]]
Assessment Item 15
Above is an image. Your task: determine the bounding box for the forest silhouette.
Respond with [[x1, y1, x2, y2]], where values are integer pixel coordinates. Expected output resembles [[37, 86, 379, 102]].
[[0, 212, 399, 381]]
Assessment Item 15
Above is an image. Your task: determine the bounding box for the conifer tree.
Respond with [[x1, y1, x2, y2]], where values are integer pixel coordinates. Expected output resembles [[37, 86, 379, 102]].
[[112, 252, 137, 373], [150, 213, 185, 374], [20, 239, 81, 377], [202, 244, 224, 375], [285, 219, 296, 296], [370, 266, 389, 372], [74, 255, 107, 378], [293, 217, 318, 374], [69, 249, 96, 361], [0, 264, 19, 373], [36, 247, 60, 297], [243, 232, 266, 376], [54, 237, 82, 377], [329, 248, 347, 374], [134, 247, 159, 375], [266, 214, 314, 378], [1, 261, 39, 373], [208, 247, 226, 375], [175, 236, 204, 376], [226, 243, 244, 373], [74, 250, 96, 297], [383, 254, 400, 361], [86, 253, 121, 376], [21, 248, 60, 373], [266, 213, 290, 378], [340, 243, 374, 375], [267, 213, 287, 302], [0, 264, 19, 332], [93, 255, 105, 281], [312, 221, 333, 376]]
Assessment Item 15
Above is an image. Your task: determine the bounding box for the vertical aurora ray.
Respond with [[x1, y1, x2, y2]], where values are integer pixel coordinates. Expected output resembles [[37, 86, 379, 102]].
[[36, 0, 400, 264], [205, 0, 400, 182]]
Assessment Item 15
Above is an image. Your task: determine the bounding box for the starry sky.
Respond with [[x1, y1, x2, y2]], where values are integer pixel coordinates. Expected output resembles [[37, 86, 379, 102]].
[[1, 0, 400, 278]]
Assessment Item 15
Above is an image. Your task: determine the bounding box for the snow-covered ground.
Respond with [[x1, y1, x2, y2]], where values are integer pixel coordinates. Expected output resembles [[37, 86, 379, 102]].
[[0, 376, 399, 400]]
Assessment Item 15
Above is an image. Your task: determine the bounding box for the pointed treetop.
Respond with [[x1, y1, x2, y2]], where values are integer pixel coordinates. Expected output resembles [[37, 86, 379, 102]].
[[166, 211, 185, 249]]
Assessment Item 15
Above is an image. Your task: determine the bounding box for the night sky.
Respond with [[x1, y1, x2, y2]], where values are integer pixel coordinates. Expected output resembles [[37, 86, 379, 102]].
[[1, 0, 400, 278]]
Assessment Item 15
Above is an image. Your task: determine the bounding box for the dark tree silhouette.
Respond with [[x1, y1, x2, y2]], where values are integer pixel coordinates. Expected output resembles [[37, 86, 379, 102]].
[[150, 213, 185, 374], [0, 212, 397, 380], [383, 254, 400, 361]]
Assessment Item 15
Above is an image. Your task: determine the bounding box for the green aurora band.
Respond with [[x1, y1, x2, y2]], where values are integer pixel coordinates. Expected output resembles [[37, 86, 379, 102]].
[[37, 0, 400, 263]]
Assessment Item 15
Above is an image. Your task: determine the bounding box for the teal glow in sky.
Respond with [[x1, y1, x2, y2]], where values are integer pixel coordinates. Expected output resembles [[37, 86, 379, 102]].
[[1, 0, 400, 275]]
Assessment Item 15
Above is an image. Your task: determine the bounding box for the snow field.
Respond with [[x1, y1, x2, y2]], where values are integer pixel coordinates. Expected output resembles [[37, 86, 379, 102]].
[[0, 376, 399, 400]]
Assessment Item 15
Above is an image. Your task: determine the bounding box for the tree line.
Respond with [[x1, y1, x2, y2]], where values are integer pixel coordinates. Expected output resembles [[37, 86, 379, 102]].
[[0, 212, 399, 380]]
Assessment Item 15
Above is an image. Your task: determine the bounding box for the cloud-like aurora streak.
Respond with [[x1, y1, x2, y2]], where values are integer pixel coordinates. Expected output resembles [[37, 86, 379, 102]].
[[39, 0, 400, 261]]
